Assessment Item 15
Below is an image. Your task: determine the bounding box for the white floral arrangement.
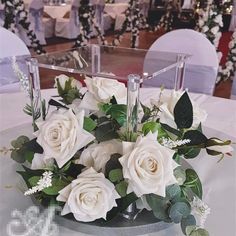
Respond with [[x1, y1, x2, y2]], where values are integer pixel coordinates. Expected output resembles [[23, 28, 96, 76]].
[[217, 31, 236, 83], [2, 75, 234, 236], [196, 0, 223, 49]]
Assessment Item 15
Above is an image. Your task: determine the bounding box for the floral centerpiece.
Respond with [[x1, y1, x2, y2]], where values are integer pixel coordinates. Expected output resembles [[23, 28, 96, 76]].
[[3, 75, 233, 236]]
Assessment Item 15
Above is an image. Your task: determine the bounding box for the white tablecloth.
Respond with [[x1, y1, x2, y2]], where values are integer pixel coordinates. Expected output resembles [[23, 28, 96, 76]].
[[0, 88, 236, 236], [104, 3, 128, 19], [44, 5, 71, 19]]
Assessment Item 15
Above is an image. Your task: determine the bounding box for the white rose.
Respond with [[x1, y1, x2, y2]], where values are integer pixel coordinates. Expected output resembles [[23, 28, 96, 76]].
[[57, 168, 120, 222], [211, 26, 219, 35], [228, 41, 235, 49], [54, 74, 82, 90], [202, 26, 209, 33], [214, 15, 222, 26], [32, 109, 95, 168], [232, 31, 236, 39], [76, 140, 122, 173], [79, 76, 126, 111], [232, 48, 236, 54], [159, 91, 207, 129], [198, 19, 204, 27], [119, 132, 178, 197]]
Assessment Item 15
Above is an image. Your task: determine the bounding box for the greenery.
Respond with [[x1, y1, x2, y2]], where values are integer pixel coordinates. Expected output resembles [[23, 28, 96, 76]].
[[3, 77, 233, 235]]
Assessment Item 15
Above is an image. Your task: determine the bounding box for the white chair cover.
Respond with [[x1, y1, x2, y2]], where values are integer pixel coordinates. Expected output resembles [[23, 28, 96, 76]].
[[55, 0, 80, 39], [181, 0, 193, 9], [229, 2, 236, 31], [28, 0, 46, 44], [0, 3, 4, 27], [143, 29, 219, 95], [231, 73, 236, 100], [90, 0, 105, 35], [0, 27, 30, 93]]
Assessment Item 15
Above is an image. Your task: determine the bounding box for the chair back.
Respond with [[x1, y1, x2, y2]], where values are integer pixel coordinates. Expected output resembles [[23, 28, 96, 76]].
[[143, 29, 219, 95], [28, 0, 46, 44], [0, 27, 30, 93], [69, 0, 80, 26], [231, 73, 236, 100]]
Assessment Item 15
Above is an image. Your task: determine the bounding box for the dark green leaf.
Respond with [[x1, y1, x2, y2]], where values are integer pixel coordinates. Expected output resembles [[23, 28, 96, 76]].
[[178, 147, 201, 159], [24, 151, 34, 163], [115, 181, 128, 197], [169, 202, 191, 223], [183, 169, 202, 199], [183, 130, 207, 147], [181, 215, 196, 235], [83, 117, 97, 132], [106, 192, 138, 221], [24, 138, 44, 154], [105, 153, 122, 178], [95, 121, 119, 142], [146, 194, 171, 221], [161, 123, 182, 137], [174, 92, 193, 129], [141, 103, 151, 123], [48, 99, 69, 110]]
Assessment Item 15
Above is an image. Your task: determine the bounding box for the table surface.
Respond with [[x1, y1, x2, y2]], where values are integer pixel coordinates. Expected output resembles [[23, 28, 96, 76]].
[[0, 88, 236, 236]]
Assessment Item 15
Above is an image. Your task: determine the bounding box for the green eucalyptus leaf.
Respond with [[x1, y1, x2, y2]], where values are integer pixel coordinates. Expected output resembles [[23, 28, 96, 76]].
[[186, 225, 197, 236], [115, 181, 128, 197], [83, 117, 97, 132], [183, 169, 202, 199], [169, 202, 191, 223], [109, 169, 123, 183], [181, 214, 196, 235], [174, 92, 193, 129], [166, 184, 181, 199], [146, 194, 171, 221], [186, 226, 209, 236], [174, 167, 186, 185], [11, 150, 25, 163]]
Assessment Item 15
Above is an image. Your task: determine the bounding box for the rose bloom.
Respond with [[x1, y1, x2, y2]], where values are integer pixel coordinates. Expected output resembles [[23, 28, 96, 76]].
[[76, 140, 122, 173], [119, 132, 178, 197], [79, 76, 127, 111], [159, 91, 207, 129], [57, 168, 120, 222], [206, 138, 233, 154], [54, 74, 82, 90], [32, 109, 95, 169], [211, 26, 219, 35], [202, 25, 209, 33]]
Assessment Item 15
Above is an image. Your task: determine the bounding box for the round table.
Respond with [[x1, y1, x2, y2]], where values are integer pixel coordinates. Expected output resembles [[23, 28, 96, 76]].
[[0, 88, 236, 236]]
